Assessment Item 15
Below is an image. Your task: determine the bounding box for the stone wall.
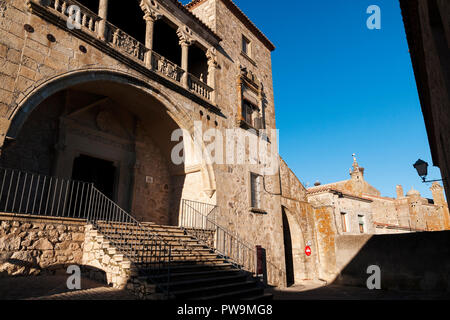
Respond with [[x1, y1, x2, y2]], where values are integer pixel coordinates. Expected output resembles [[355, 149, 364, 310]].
[[0, 91, 63, 175], [333, 232, 450, 292], [0, 213, 85, 276], [132, 124, 171, 225], [400, 0, 450, 201], [279, 159, 320, 282], [0, 214, 163, 299], [0, 0, 293, 289], [81, 224, 132, 289], [312, 206, 338, 282]]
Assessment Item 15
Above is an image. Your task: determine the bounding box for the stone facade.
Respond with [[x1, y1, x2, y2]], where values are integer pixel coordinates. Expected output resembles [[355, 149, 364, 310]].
[[307, 158, 450, 235], [400, 0, 450, 200], [0, 0, 293, 287]]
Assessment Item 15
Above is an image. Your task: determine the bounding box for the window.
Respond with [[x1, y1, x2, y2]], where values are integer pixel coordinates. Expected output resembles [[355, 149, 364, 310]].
[[358, 215, 365, 233], [242, 35, 251, 57], [341, 212, 348, 232], [250, 172, 262, 209], [242, 100, 263, 129]]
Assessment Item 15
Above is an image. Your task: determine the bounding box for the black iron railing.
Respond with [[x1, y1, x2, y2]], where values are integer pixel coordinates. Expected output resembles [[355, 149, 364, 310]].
[[0, 167, 172, 295], [180, 199, 256, 274], [180, 198, 287, 284]]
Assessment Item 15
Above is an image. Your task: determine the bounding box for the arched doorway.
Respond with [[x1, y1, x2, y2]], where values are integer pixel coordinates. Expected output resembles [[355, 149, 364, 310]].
[[282, 206, 309, 285], [282, 207, 295, 286], [0, 72, 200, 225]]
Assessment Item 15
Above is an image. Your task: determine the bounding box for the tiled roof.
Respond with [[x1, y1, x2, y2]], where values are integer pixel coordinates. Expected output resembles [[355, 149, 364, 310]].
[[306, 180, 348, 194], [307, 183, 373, 202], [186, 0, 276, 51]]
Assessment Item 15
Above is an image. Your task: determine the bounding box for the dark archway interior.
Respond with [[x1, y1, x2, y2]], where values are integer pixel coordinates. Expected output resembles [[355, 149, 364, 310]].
[[76, 0, 99, 14], [1, 80, 187, 225], [72, 154, 116, 200], [108, 1, 146, 44], [282, 207, 295, 287], [189, 45, 208, 83], [153, 19, 181, 65], [75, 0, 146, 44]]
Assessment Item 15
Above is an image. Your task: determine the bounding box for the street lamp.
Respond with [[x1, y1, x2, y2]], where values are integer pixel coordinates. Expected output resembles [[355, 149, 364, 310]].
[[413, 159, 445, 183]]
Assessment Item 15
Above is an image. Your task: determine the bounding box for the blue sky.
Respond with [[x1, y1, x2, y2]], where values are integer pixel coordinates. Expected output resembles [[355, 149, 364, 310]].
[[182, 0, 442, 199]]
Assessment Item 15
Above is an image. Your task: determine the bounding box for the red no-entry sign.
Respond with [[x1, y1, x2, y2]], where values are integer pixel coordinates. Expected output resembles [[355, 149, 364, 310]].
[[305, 246, 312, 256]]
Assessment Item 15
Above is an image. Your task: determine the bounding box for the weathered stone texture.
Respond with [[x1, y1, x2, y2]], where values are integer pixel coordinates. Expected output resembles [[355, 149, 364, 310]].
[[0, 214, 85, 276], [0, 0, 292, 287]]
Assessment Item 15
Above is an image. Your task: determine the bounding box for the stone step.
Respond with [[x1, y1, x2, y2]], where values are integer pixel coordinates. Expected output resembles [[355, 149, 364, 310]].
[[170, 280, 258, 299], [121, 251, 221, 262], [96, 222, 185, 233], [192, 286, 265, 301], [130, 256, 227, 265], [111, 244, 212, 254], [160, 273, 249, 292], [98, 232, 196, 241], [104, 238, 204, 249], [141, 262, 235, 274], [145, 268, 243, 283], [90, 221, 264, 300], [97, 227, 187, 236]]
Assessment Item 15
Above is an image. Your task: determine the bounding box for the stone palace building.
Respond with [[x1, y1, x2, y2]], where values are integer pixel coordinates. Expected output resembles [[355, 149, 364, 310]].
[[0, 0, 449, 298], [0, 0, 317, 298], [307, 157, 450, 235]]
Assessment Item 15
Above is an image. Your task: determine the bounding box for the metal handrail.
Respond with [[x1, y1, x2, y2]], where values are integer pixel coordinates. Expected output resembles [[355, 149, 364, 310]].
[[180, 199, 257, 274], [180, 199, 287, 284], [0, 167, 172, 295]]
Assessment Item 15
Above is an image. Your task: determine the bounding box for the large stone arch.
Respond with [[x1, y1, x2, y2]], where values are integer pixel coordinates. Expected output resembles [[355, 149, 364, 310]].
[[282, 206, 309, 285], [5, 68, 193, 140], [1, 68, 217, 223]]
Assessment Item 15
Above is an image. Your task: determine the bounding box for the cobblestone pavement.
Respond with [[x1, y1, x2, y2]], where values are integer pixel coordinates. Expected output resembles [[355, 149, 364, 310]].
[[268, 280, 450, 300], [0, 275, 136, 300]]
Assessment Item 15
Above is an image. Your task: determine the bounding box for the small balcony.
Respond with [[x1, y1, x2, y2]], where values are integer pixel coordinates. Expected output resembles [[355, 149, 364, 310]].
[[28, 0, 216, 105]]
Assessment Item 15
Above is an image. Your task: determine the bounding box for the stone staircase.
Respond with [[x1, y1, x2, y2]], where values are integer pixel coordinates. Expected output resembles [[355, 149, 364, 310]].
[[92, 221, 272, 300]]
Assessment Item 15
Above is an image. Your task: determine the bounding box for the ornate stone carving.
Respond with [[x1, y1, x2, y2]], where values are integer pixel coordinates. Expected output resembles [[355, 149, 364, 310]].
[[140, 0, 162, 21], [239, 65, 260, 87], [0, 0, 7, 17], [206, 47, 218, 68], [96, 110, 114, 133], [111, 28, 146, 61], [177, 26, 194, 46], [152, 54, 184, 82]]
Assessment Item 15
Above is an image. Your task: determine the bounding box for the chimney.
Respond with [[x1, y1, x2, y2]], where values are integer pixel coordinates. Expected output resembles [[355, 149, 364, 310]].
[[430, 182, 445, 206], [396, 185, 404, 198], [314, 181, 321, 187]]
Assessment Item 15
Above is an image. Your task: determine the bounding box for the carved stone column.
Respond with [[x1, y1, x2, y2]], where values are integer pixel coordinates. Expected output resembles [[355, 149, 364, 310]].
[[206, 48, 218, 104], [177, 26, 194, 89], [140, 1, 162, 68], [97, 0, 109, 41], [180, 41, 190, 89], [236, 74, 244, 125]]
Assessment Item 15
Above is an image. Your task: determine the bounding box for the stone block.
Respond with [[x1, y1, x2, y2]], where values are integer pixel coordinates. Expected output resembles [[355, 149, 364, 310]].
[[32, 238, 53, 250]]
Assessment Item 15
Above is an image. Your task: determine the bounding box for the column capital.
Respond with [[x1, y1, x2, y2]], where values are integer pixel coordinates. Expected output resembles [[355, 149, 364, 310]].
[[206, 47, 218, 68], [140, 0, 162, 21], [177, 26, 194, 46]]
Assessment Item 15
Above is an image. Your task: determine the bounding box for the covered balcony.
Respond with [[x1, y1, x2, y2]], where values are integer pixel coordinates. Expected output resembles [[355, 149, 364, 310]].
[[27, 0, 220, 105]]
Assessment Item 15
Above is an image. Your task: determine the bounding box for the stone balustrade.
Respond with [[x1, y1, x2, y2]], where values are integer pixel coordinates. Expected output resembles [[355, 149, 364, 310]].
[[150, 51, 185, 83], [188, 74, 213, 101], [45, 0, 100, 34], [30, 0, 215, 104], [105, 22, 148, 62]]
